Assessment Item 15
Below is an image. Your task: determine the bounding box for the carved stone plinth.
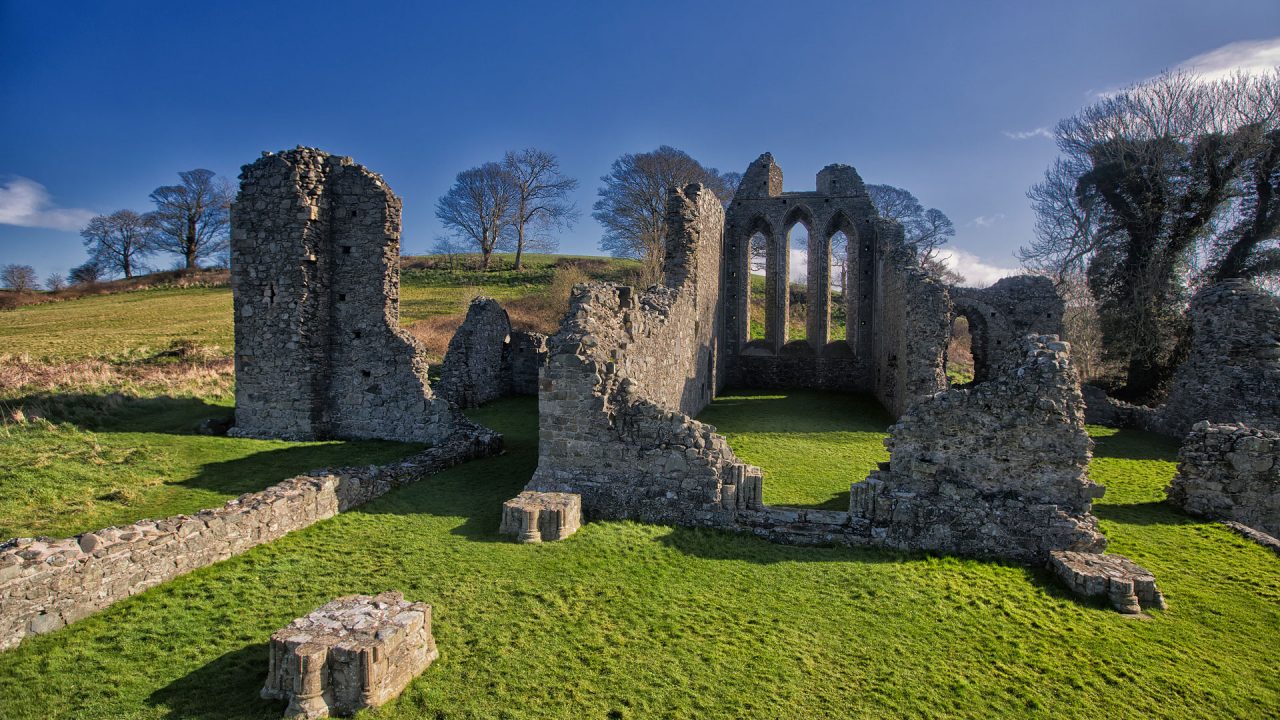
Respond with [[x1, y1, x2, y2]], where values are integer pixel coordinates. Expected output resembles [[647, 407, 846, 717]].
[[499, 491, 582, 543], [1049, 551, 1165, 614], [262, 592, 437, 718]]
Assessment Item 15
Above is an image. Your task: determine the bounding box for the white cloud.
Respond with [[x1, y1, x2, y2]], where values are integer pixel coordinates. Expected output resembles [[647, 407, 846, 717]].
[[971, 213, 1006, 228], [1174, 37, 1280, 82], [0, 177, 95, 231], [939, 249, 1021, 288], [1002, 127, 1052, 141]]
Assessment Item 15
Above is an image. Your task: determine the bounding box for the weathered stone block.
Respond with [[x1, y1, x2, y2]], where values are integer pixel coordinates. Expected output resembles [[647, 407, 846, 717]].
[[262, 592, 437, 718], [1048, 550, 1165, 614], [499, 491, 582, 543]]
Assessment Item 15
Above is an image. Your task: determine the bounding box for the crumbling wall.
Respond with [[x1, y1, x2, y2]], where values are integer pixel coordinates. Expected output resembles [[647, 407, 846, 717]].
[[949, 275, 1065, 382], [1169, 422, 1280, 537], [525, 184, 763, 525], [435, 297, 513, 408], [1156, 280, 1280, 436], [435, 298, 548, 408], [854, 335, 1107, 562], [230, 146, 462, 443], [0, 429, 500, 652], [871, 221, 950, 417]]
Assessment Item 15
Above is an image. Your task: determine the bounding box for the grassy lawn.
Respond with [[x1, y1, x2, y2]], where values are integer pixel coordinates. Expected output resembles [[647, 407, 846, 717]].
[[697, 390, 891, 509], [0, 396, 1276, 719], [0, 391, 423, 540], [0, 288, 234, 361]]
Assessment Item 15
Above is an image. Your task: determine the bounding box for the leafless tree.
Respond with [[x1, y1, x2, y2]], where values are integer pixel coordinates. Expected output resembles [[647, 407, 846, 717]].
[[1019, 68, 1280, 399], [69, 260, 104, 285], [436, 162, 517, 270], [593, 146, 737, 283], [45, 273, 67, 291], [81, 210, 154, 278], [1, 264, 38, 292], [866, 184, 956, 272], [502, 149, 578, 271], [146, 169, 233, 271]]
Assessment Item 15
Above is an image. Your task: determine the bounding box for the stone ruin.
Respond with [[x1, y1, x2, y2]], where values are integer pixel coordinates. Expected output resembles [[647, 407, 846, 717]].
[[262, 591, 437, 718], [229, 147, 469, 443], [1169, 422, 1280, 538], [501, 156, 1152, 596], [434, 296, 546, 408], [1084, 278, 1280, 438]]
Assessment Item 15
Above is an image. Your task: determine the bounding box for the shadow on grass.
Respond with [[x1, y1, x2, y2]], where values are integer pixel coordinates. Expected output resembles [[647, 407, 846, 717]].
[[1090, 428, 1180, 462], [5, 392, 231, 435], [148, 643, 280, 720], [696, 390, 892, 435], [1094, 500, 1197, 527], [174, 440, 426, 497]]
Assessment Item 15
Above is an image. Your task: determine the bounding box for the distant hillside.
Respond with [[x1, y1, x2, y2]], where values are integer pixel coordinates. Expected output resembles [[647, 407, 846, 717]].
[[1, 253, 637, 363]]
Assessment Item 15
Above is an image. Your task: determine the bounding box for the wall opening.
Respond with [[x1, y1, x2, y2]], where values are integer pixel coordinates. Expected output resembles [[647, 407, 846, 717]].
[[786, 222, 808, 341], [829, 230, 849, 341], [946, 315, 974, 386], [748, 231, 767, 340]]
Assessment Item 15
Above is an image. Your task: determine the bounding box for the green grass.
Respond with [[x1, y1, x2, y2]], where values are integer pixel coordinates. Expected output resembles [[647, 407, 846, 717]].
[[697, 391, 891, 509], [0, 288, 234, 361], [0, 393, 422, 539], [0, 395, 1276, 719]]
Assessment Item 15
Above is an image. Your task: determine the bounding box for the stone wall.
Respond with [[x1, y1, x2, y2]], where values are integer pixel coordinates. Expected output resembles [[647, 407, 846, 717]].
[[949, 275, 1065, 383], [0, 428, 500, 652], [230, 147, 463, 443], [870, 222, 951, 417], [1156, 280, 1280, 436], [524, 184, 764, 526], [435, 297, 547, 408], [857, 335, 1107, 562], [1168, 422, 1280, 536]]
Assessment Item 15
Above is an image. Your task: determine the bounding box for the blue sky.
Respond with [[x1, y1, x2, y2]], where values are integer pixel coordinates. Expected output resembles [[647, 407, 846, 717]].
[[2, 1, 1279, 284]]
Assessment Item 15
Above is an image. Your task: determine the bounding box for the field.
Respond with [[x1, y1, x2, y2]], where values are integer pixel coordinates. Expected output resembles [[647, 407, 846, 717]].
[[0, 260, 1276, 719]]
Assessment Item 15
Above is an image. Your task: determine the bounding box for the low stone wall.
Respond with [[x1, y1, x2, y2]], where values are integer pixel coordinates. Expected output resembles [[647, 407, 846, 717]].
[[1169, 422, 1280, 537], [0, 426, 501, 652]]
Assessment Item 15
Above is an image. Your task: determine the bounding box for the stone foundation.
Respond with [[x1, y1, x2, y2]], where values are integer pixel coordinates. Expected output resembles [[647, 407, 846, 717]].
[[498, 491, 582, 543], [1168, 422, 1280, 537], [0, 428, 500, 652], [1049, 550, 1166, 614], [262, 591, 437, 718]]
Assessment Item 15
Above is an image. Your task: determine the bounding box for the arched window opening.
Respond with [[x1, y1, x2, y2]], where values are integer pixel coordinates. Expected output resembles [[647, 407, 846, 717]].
[[946, 315, 975, 386], [787, 222, 809, 341], [748, 231, 767, 340], [828, 230, 849, 341]]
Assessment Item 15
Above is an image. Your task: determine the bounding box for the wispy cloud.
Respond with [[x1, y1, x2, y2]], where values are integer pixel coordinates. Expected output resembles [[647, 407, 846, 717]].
[[1002, 127, 1052, 141], [970, 213, 1006, 228], [0, 177, 95, 231], [1175, 37, 1280, 82], [939, 249, 1021, 288]]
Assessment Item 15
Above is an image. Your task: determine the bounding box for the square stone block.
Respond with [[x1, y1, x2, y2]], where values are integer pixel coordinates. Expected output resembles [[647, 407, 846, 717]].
[[262, 591, 437, 718], [499, 491, 582, 543]]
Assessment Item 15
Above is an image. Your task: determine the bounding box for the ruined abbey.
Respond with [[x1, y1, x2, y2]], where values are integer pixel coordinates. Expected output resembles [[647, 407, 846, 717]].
[[5, 145, 1278, 655]]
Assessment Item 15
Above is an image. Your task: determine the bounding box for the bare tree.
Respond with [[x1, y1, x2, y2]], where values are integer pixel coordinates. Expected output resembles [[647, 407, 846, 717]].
[[1, 264, 38, 292], [69, 260, 104, 285], [146, 169, 233, 271], [81, 210, 154, 278], [593, 146, 737, 283], [436, 162, 516, 270], [1019, 69, 1280, 400], [502, 149, 578, 271], [866, 184, 956, 272], [45, 273, 67, 291]]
